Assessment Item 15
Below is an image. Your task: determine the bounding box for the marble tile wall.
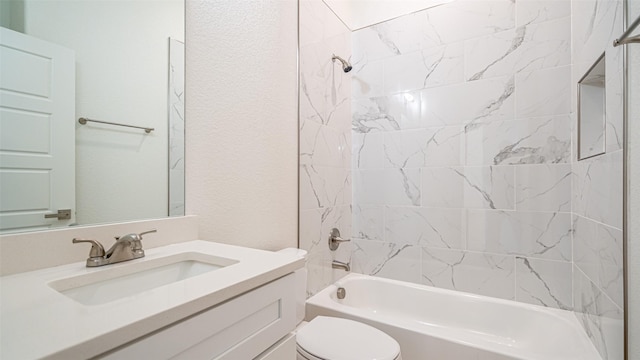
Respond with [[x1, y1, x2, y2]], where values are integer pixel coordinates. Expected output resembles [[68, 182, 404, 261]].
[[571, 0, 624, 358], [350, 0, 576, 310], [299, 1, 624, 357], [299, 0, 353, 296], [169, 38, 185, 217]]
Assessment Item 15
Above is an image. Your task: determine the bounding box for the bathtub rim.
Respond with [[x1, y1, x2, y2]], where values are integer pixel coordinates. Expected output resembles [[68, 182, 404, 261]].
[[306, 273, 601, 360]]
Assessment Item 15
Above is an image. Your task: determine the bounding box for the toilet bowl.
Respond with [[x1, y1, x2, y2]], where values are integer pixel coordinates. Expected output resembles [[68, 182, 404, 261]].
[[277, 248, 402, 360], [296, 316, 402, 360]]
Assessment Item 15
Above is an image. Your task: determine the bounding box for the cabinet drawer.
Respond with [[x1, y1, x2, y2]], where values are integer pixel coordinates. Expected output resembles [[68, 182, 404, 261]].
[[101, 274, 296, 360]]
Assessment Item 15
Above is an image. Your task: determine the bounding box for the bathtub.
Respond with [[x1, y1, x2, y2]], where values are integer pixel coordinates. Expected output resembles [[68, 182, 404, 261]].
[[305, 273, 601, 360]]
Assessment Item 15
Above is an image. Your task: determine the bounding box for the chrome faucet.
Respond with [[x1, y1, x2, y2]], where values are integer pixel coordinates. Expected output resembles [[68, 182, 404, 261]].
[[73, 229, 156, 267], [332, 260, 350, 272]]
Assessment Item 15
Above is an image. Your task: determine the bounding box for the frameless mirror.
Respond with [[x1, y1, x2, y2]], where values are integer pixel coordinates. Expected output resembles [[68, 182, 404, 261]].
[[578, 53, 606, 160], [0, 0, 184, 234]]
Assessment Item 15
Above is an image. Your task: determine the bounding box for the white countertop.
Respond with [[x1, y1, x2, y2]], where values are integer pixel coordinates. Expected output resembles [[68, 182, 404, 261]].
[[0, 240, 304, 359]]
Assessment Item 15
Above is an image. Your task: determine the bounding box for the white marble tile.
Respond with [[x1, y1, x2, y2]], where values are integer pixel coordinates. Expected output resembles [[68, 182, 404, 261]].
[[573, 215, 623, 309], [423, 126, 466, 167], [300, 165, 351, 210], [351, 22, 412, 63], [418, 0, 516, 45], [421, 76, 515, 127], [168, 170, 185, 217], [421, 248, 515, 300], [384, 127, 465, 169], [305, 249, 331, 297], [300, 205, 352, 297], [354, 168, 421, 206], [572, 150, 623, 229], [465, 17, 570, 81], [351, 240, 422, 284], [573, 265, 624, 360], [300, 119, 350, 168], [421, 167, 464, 208], [352, 92, 423, 133], [385, 206, 464, 249], [572, 0, 623, 68], [515, 164, 572, 212], [351, 8, 459, 64], [300, 209, 322, 255], [422, 166, 516, 210], [605, 45, 624, 153], [352, 59, 384, 99], [352, 205, 384, 242], [464, 115, 571, 166], [352, 132, 385, 169], [467, 210, 571, 261], [299, 208, 327, 297], [168, 38, 185, 217], [300, 0, 350, 47], [515, 257, 572, 310], [516, 0, 571, 27], [300, 33, 352, 132], [384, 129, 430, 169], [384, 43, 464, 94], [515, 65, 571, 119]]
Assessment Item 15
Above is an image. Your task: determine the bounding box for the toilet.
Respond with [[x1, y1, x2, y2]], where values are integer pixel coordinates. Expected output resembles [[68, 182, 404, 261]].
[[296, 316, 402, 360], [278, 248, 402, 360]]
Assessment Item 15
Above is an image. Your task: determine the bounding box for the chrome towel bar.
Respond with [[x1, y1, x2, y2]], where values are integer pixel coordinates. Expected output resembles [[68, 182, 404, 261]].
[[614, 14, 640, 47], [78, 117, 154, 133]]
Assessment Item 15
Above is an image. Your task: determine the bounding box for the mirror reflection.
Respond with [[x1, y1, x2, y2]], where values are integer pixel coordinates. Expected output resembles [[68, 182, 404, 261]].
[[0, 0, 185, 233]]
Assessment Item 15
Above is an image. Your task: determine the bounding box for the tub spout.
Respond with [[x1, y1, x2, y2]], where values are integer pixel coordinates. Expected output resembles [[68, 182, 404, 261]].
[[332, 260, 350, 272]]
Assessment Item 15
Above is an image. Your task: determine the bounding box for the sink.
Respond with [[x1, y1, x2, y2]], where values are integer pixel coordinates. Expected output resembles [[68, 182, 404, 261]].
[[49, 252, 238, 306]]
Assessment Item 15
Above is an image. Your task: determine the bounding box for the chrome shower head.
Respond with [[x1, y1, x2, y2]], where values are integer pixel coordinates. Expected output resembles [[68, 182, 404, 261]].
[[332, 54, 352, 73]]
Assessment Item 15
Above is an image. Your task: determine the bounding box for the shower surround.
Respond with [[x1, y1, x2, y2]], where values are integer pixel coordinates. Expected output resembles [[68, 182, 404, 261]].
[[299, 0, 624, 358], [299, 0, 353, 296], [351, 0, 573, 308]]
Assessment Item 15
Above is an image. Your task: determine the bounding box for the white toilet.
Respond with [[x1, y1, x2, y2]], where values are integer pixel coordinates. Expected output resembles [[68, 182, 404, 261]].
[[278, 248, 402, 360], [296, 316, 402, 360]]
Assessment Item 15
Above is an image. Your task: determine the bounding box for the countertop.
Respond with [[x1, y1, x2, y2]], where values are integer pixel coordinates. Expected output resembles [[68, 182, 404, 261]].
[[0, 240, 304, 359]]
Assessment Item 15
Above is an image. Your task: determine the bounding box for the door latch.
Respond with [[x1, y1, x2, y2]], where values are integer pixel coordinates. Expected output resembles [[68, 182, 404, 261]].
[[44, 209, 71, 220]]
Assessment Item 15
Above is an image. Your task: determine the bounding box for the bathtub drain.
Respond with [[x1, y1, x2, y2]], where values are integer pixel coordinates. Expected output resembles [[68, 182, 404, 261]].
[[337, 287, 346, 299]]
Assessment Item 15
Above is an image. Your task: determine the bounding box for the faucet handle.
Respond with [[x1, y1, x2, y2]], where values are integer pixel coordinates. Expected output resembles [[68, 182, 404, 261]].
[[328, 228, 351, 251], [114, 229, 157, 241], [139, 229, 157, 237], [72, 238, 105, 257], [130, 229, 156, 259], [72, 238, 108, 267]]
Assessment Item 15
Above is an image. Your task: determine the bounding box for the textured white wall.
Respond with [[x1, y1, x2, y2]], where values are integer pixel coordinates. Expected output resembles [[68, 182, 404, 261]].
[[185, 0, 298, 250]]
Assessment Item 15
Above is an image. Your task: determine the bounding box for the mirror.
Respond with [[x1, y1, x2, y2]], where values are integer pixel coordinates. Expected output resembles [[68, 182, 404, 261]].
[[578, 53, 606, 160], [0, 0, 184, 233]]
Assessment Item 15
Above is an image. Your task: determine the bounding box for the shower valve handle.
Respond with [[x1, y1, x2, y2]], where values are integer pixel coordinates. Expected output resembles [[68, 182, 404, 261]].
[[329, 228, 350, 251]]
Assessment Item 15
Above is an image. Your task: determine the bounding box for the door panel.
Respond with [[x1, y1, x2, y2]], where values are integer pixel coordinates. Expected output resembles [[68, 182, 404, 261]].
[[0, 27, 75, 232]]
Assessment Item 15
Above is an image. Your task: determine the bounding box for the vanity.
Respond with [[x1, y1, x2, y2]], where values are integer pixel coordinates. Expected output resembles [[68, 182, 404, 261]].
[[0, 236, 303, 359]]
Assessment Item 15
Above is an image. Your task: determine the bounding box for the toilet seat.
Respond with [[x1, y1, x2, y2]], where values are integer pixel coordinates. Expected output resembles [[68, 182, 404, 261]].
[[296, 316, 401, 360]]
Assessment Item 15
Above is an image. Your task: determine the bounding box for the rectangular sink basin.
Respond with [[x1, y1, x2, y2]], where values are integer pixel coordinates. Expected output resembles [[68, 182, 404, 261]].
[[48, 252, 238, 306]]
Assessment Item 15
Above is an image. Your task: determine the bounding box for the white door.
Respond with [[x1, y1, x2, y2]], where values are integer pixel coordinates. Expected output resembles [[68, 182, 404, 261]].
[[0, 27, 75, 232]]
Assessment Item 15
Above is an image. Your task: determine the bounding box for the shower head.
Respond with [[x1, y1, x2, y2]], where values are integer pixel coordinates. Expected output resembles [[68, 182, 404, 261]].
[[332, 54, 353, 73]]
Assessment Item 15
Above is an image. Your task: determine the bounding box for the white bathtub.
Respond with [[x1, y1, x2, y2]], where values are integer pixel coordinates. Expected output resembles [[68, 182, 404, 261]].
[[305, 273, 601, 360]]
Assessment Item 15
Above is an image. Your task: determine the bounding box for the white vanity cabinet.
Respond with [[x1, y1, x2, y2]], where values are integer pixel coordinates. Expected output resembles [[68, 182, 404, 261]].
[[1, 241, 303, 359], [100, 273, 296, 359]]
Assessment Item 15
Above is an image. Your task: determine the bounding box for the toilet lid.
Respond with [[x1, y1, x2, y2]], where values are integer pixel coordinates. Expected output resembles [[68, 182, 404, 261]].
[[297, 316, 400, 360]]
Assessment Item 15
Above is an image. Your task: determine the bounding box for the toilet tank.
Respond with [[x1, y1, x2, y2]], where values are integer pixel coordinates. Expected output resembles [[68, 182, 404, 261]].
[[277, 248, 307, 324]]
